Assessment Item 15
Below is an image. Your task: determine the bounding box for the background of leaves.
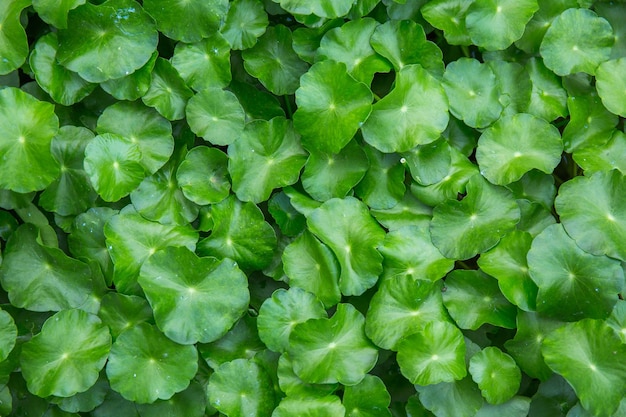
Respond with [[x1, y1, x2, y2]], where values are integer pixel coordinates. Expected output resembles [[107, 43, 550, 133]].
[[1, 0, 626, 416]]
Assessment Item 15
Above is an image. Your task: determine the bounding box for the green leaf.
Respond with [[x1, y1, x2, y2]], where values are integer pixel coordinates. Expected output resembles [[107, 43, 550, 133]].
[[242, 24, 308, 95], [83, 133, 146, 202], [469, 347, 521, 404], [527, 223, 624, 321], [465, 0, 539, 51], [106, 323, 198, 404], [198, 315, 266, 368], [32, 0, 84, 29], [39, 126, 97, 216], [442, 58, 503, 128], [415, 377, 483, 417], [539, 8, 614, 76], [0, 87, 60, 192], [277, 354, 338, 398], [97, 292, 152, 339], [402, 138, 452, 186], [229, 117, 307, 203], [104, 208, 198, 295], [574, 130, 626, 174], [275, 0, 353, 18], [51, 372, 109, 413], [29, 32, 96, 106], [282, 231, 341, 308], [230, 79, 286, 121], [430, 174, 521, 260], [562, 95, 617, 152], [208, 358, 275, 416], [20, 309, 111, 397], [607, 300, 626, 343], [100, 51, 157, 101], [542, 319, 626, 417], [596, 58, 626, 118], [143, 0, 227, 43], [197, 195, 277, 271], [556, 170, 626, 262], [370, 19, 444, 76], [378, 225, 454, 283], [0, 224, 94, 312], [316, 18, 391, 85], [141, 58, 193, 121], [176, 146, 230, 206], [293, 60, 372, 154], [354, 146, 405, 210], [135, 382, 206, 417], [272, 395, 346, 417], [421, 0, 472, 45], [308, 197, 385, 296], [288, 303, 378, 385], [301, 139, 369, 202], [96, 100, 174, 175], [365, 276, 449, 350], [268, 192, 306, 237], [171, 33, 231, 91], [343, 375, 392, 417], [523, 57, 568, 122], [370, 191, 433, 231], [361, 64, 448, 153], [478, 230, 537, 311], [487, 60, 532, 116], [514, 0, 577, 54], [57, 0, 158, 83], [292, 19, 344, 64], [476, 113, 563, 185], [442, 270, 517, 330], [257, 288, 326, 353], [186, 88, 246, 146], [0, 309, 16, 362], [138, 246, 249, 345], [0, 0, 30, 75], [220, 0, 268, 50]]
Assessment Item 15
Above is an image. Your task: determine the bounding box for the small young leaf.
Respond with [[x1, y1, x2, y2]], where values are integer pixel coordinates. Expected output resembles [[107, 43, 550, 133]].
[[186, 88, 246, 146], [141, 58, 193, 121], [343, 375, 392, 417], [469, 347, 521, 404], [176, 146, 230, 206], [220, 0, 268, 50], [171, 33, 232, 90]]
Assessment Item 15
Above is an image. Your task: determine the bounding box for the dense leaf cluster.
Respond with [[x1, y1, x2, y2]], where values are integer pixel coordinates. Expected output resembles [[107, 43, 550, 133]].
[[1, 0, 626, 416]]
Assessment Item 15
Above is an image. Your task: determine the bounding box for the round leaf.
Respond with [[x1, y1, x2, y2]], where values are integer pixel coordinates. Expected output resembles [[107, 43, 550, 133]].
[[176, 146, 230, 206], [57, 0, 158, 83], [562, 94, 617, 153], [574, 130, 626, 174], [0, 0, 30, 75], [100, 51, 157, 101], [0, 309, 16, 362], [293, 60, 372, 154], [596, 58, 626, 118], [539, 8, 614, 76], [229, 117, 307, 203], [430, 174, 521, 260], [97, 292, 152, 339], [171, 33, 231, 91], [555, 169, 626, 261], [0, 87, 60, 192], [527, 223, 624, 321], [219, 0, 268, 50], [343, 375, 392, 417], [32, 0, 85, 29], [29, 32, 96, 106], [442, 58, 503, 128], [524, 57, 568, 122], [476, 113, 563, 185], [139, 246, 250, 345], [415, 377, 483, 417], [106, 323, 198, 404], [186, 88, 245, 146], [307, 197, 385, 296], [365, 276, 449, 350], [542, 319, 626, 417], [288, 303, 378, 385], [396, 321, 467, 385], [361, 64, 449, 153], [257, 288, 327, 353], [354, 145, 405, 209], [198, 315, 265, 368], [277, 354, 338, 398], [141, 58, 193, 121], [469, 347, 521, 404], [20, 309, 111, 398], [421, 0, 472, 45], [208, 358, 275, 417], [143, 0, 227, 43]]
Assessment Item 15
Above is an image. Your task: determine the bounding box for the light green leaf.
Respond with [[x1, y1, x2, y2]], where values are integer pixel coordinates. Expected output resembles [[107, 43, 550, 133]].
[[20, 309, 111, 397], [198, 315, 265, 368], [539, 8, 614, 76], [354, 146, 405, 210], [308, 197, 385, 296], [514, 0, 578, 54], [57, 0, 158, 83], [277, 354, 338, 398], [365, 276, 449, 350], [197, 195, 277, 270], [141, 58, 193, 121], [208, 358, 275, 416], [527, 223, 624, 321], [272, 395, 346, 417], [229, 117, 307, 203], [100, 51, 157, 101], [574, 130, 626, 174], [186, 88, 245, 146], [0, 87, 60, 193], [370, 191, 433, 232], [487, 60, 532, 116], [469, 347, 521, 404], [288, 303, 378, 385], [220, 0, 268, 50], [465, 0, 539, 51], [135, 382, 206, 417], [343, 375, 392, 417], [29, 32, 96, 106], [415, 377, 483, 417], [596, 58, 626, 118], [293, 60, 372, 154], [171, 33, 231, 90], [421, 0, 472, 45], [143, 0, 227, 43], [402, 138, 452, 186], [106, 323, 198, 404], [176, 146, 230, 206], [51, 372, 109, 413], [361, 64, 448, 153], [0, 224, 94, 312], [97, 292, 152, 339], [523, 57, 568, 122], [430, 174, 521, 260], [275, 0, 353, 18], [0, 0, 30, 75], [0, 309, 16, 362], [139, 246, 249, 345], [542, 319, 626, 417], [562, 94, 617, 152], [32, 0, 84, 29], [476, 113, 563, 185]]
